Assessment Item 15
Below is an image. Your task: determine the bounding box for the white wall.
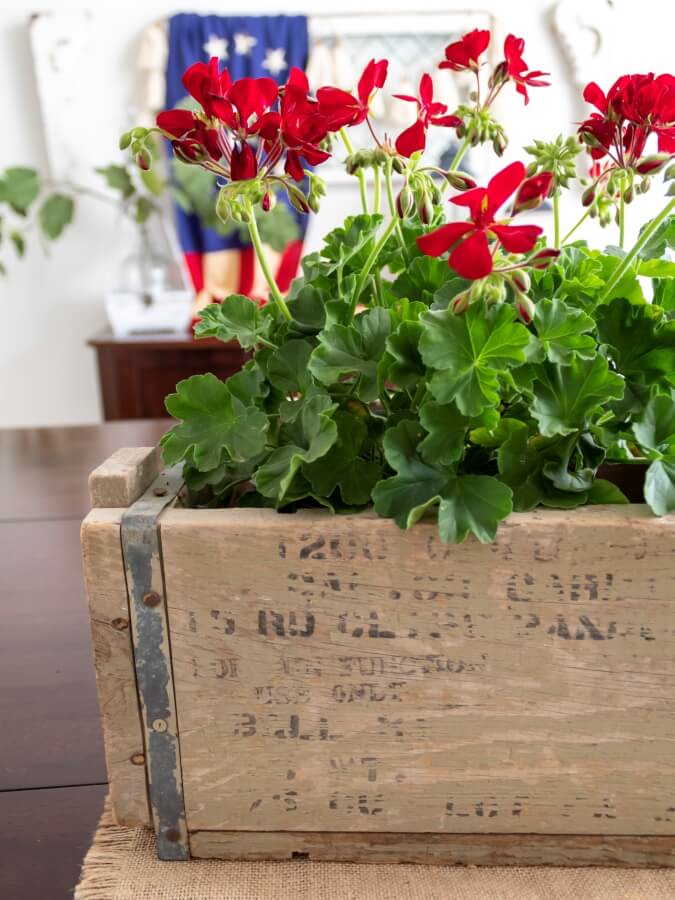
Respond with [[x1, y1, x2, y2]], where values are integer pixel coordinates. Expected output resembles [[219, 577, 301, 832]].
[[0, 0, 672, 427]]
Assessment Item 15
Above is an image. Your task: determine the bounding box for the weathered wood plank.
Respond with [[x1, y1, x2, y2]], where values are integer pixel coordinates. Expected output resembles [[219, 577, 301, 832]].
[[160, 505, 675, 837], [88, 447, 160, 508], [81, 508, 150, 826], [189, 829, 675, 866]]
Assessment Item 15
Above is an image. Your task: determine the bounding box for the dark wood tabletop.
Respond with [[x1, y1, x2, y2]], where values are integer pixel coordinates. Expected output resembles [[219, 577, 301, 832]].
[[0, 419, 168, 900]]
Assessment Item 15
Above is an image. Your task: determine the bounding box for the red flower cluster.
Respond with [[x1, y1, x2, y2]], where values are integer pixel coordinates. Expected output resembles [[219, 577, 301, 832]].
[[501, 35, 550, 105], [156, 57, 389, 183], [417, 162, 552, 279], [579, 73, 675, 165], [394, 74, 461, 157]]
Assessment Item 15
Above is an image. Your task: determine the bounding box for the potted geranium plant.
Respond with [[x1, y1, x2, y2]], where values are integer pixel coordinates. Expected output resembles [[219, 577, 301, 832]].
[[82, 28, 675, 864], [122, 29, 675, 538]]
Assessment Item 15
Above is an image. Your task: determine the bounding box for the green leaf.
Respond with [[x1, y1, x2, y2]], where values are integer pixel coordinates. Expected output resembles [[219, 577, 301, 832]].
[[266, 340, 313, 394], [586, 478, 629, 505], [384, 320, 425, 389], [637, 258, 675, 278], [320, 214, 383, 274], [597, 297, 675, 391], [531, 356, 624, 437], [391, 256, 450, 305], [162, 373, 268, 470], [372, 420, 512, 543], [38, 194, 74, 239], [2, 167, 40, 213], [644, 459, 675, 515], [437, 475, 513, 544], [194, 296, 271, 349], [304, 410, 382, 505], [420, 302, 531, 415], [632, 392, 675, 457], [95, 164, 135, 199], [431, 276, 472, 311], [637, 215, 675, 260], [533, 298, 596, 365], [309, 307, 391, 402], [653, 278, 675, 312], [286, 284, 327, 334], [418, 401, 469, 465], [256, 393, 337, 503], [134, 195, 154, 224], [372, 420, 448, 528]]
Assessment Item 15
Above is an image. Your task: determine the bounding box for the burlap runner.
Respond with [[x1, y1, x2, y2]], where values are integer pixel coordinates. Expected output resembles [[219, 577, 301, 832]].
[[75, 804, 675, 900]]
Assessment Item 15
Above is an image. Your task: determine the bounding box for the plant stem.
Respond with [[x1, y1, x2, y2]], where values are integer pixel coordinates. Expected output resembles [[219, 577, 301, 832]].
[[340, 128, 369, 214], [552, 190, 560, 250], [619, 192, 625, 249], [245, 199, 291, 322], [560, 207, 591, 245], [599, 195, 675, 301], [373, 165, 381, 214], [384, 156, 408, 261], [349, 215, 399, 319], [449, 134, 471, 173]]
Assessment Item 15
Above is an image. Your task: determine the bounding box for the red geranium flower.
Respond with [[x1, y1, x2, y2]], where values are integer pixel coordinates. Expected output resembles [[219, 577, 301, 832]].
[[394, 73, 461, 157], [416, 161, 545, 279], [229, 142, 258, 181], [579, 73, 675, 163], [182, 57, 232, 118], [502, 34, 550, 105], [270, 68, 332, 181], [439, 28, 490, 72], [512, 171, 553, 214], [156, 109, 222, 161], [316, 59, 388, 130]]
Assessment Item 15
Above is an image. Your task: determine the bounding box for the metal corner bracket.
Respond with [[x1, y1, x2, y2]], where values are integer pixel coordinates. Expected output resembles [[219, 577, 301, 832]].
[[121, 464, 189, 860]]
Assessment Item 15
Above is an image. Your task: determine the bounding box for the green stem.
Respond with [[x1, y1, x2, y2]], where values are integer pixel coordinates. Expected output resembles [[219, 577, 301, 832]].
[[599, 195, 675, 301], [553, 190, 560, 250], [619, 192, 625, 249], [245, 199, 291, 322], [449, 134, 471, 173], [384, 156, 408, 261], [560, 207, 591, 245], [373, 165, 381, 214], [340, 127, 368, 214], [349, 215, 399, 319]]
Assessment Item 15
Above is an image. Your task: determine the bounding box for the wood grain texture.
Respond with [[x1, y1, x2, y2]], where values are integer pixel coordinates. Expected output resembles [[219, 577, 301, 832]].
[[0, 784, 107, 900], [81, 508, 150, 826], [189, 829, 675, 867], [159, 505, 675, 837], [0, 519, 106, 789], [88, 446, 160, 508]]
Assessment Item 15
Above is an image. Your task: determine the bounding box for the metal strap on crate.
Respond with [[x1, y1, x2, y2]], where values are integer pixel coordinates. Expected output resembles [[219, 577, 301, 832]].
[[121, 464, 189, 860]]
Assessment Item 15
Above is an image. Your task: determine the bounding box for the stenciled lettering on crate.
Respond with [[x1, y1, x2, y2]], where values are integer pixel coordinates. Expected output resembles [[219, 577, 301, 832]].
[[159, 506, 675, 837]]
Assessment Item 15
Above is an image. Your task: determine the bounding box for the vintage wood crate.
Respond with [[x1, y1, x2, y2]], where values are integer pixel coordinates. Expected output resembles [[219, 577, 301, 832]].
[[81, 447, 675, 866]]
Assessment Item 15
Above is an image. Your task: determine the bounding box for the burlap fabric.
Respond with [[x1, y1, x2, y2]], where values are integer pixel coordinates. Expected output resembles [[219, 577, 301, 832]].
[[75, 804, 675, 900]]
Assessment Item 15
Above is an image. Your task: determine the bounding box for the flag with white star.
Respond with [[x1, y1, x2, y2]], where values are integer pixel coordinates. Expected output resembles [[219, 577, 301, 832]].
[[166, 14, 309, 310]]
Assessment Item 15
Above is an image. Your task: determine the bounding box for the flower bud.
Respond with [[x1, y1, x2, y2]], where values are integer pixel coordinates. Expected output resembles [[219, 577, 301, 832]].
[[490, 61, 508, 86], [451, 289, 471, 315], [511, 270, 531, 293], [288, 189, 311, 214], [131, 127, 148, 139], [136, 150, 151, 171], [173, 139, 207, 163], [515, 293, 535, 324], [396, 186, 414, 218], [640, 176, 651, 194], [417, 192, 434, 225], [492, 132, 508, 157], [444, 171, 476, 191], [373, 149, 388, 166], [581, 185, 596, 207], [261, 191, 273, 212], [635, 153, 672, 176], [119, 131, 132, 151], [667, 180, 675, 197], [664, 162, 675, 181], [512, 172, 553, 215], [622, 185, 634, 205], [307, 192, 320, 214], [429, 183, 442, 205], [529, 248, 560, 269], [391, 156, 406, 175]]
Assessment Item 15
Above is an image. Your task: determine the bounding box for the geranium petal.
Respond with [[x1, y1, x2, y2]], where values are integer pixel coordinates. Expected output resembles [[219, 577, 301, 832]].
[[419, 73, 434, 108], [156, 109, 196, 137], [490, 223, 542, 253], [450, 186, 488, 221], [486, 161, 526, 214], [583, 81, 607, 112], [395, 120, 427, 158], [449, 229, 493, 279], [417, 222, 474, 257]]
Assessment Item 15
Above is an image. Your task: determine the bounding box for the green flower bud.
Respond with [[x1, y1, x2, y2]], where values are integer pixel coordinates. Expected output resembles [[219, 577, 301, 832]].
[[451, 289, 471, 315], [119, 131, 132, 151], [635, 153, 672, 176], [664, 162, 675, 181], [623, 185, 634, 204], [511, 270, 531, 293], [492, 132, 507, 157], [391, 156, 406, 175], [581, 185, 596, 207], [396, 186, 414, 219]]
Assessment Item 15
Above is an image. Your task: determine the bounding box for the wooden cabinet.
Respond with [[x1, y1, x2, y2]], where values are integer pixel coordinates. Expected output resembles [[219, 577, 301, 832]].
[[88, 330, 247, 420]]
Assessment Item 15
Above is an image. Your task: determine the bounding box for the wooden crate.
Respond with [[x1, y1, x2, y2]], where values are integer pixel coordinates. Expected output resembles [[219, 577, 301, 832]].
[[81, 447, 675, 865]]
